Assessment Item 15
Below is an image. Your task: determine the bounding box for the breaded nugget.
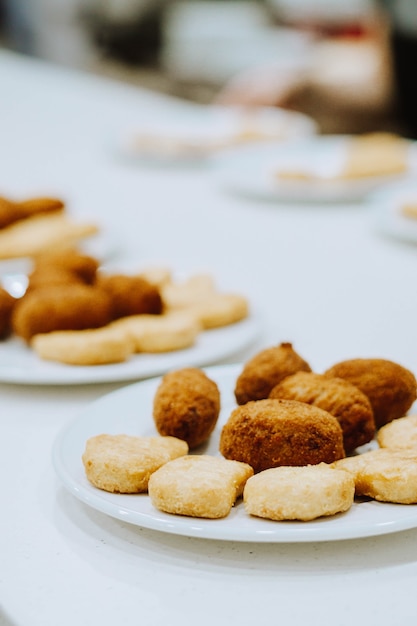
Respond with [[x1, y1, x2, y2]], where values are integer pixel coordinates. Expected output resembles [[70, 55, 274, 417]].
[[244, 464, 355, 521], [97, 273, 163, 320], [0, 196, 25, 229], [324, 358, 417, 428], [33, 248, 99, 285], [269, 371, 375, 453], [334, 448, 417, 504], [12, 284, 113, 342], [82, 434, 189, 493], [0, 287, 17, 338], [153, 367, 221, 449], [148, 455, 254, 518], [219, 398, 345, 473], [18, 196, 65, 217], [234, 342, 312, 405], [377, 414, 417, 451]]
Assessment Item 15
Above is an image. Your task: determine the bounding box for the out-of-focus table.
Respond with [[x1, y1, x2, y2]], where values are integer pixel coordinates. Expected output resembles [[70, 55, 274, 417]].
[[1, 49, 417, 626]]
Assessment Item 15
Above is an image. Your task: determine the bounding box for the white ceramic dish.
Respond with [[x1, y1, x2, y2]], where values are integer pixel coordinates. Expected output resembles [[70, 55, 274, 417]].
[[119, 105, 317, 163], [215, 135, 417, 203], [0, 317, 260, 385], [53, 363, 417, 542], [369, 180, 417, 245]]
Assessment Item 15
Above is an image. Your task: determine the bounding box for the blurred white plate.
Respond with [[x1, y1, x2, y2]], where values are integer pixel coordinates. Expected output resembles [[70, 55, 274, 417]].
[[369, 180, 417, 245], [53, 363, 417, 542], [119, 105, 317, 163], [215, 135, 417, 203]]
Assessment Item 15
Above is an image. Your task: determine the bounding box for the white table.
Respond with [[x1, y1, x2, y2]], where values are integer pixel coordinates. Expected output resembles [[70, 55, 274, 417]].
[[1, 49, 417, 626]]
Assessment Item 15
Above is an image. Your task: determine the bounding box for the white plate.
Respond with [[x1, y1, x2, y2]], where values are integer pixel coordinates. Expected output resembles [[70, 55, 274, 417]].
[[215, 135, 417, 203], [53, 363, 417, 542], [119, 105, 317, 163], [369, 180, 417, 245], [0, 316, 260, 385]]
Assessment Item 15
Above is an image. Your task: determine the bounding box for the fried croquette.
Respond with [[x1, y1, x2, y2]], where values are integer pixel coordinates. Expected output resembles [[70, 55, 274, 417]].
[[219, 398, 345, 473], [12, 284, 113, 342], [234, 342, 312, 405], [269, 371, 375, 453], [324, 358, 417, 428], [153, 367, 221, 449], [0, 287, 17, 338], [97, 273, 163, 320], [33, 249, 99, 285]]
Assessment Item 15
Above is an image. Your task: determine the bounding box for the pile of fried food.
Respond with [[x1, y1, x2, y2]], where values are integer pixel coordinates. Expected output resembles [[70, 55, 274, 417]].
[[0, 247, 249, 364], [82, 342, 417, 523]]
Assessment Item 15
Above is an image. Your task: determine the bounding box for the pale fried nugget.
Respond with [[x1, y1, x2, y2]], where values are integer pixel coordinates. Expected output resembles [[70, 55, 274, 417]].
[[32, 326, 134, 365], [82, 434, 189, 493], [324, 358, 417, 428], [338, 132, 409, 179], [334, 448, 417, 503], [148, 455, 254, 519], [108, 310, 201, 353], [234, 342, 312, 405], [161, 273, 216, 309], [12, 284, 113, 342], [269, 372, 375, 453], [184, 293, 249, 329], [377, 414, 417, 451], [0, 287, 17, 339], [153, 368, 221, 449], [219, 398, 345, 473], [97, 273, 163, 319], [244, 463, 355, 521], [138, 266, 172, 288]]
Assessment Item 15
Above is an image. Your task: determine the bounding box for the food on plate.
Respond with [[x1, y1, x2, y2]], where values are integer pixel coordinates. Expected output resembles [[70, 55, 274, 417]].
[[219, 398, 345, 473], [377, 414, 417, 451], [82, 433, 189, 493], [153, 367, 221, 449], [108, 310, 201, 353], [324, 358, 417, 428], [333, 447, 417, 504], [12, 284, 113, 342], [401, 203, 417, 219], [96, 273, 164, 319], [234, 342, 311, 405], [33, 249, 100, 285], [269, 371, 375, 453], [243, 463, 355, 521], [0, 195, 65, 230], [148, 454, 253, 519], [0, 287, 17, 338]]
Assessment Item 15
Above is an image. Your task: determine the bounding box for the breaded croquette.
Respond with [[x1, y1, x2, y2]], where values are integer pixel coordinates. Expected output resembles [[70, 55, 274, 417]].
[[153, 367, 221, 449], [269, 371, 375, 453], [33, 249, 99, 285], [324, 358, 417, 428], [12, 284, 113, 342], [234, 342, 312, 405], [0, 287, 17, 339], [97, 273, 163, 320], [219, 398, 345, 473]]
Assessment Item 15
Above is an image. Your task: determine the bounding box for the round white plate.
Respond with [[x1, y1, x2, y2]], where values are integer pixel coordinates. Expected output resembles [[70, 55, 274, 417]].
[[0, 316, 260, 385], [119, 105, 317, 163], [53, 363, 417, 542], [369, 180, 417, 245], [215, 135, 417, 203]]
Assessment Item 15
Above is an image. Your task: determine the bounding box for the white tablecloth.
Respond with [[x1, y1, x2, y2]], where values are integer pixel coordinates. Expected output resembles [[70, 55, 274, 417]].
[[1, 49, 417, 626]]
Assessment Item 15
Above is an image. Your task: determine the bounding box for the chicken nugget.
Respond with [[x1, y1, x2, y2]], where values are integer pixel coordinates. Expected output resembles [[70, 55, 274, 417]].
[[0, 287, 17, 338], [153, 367, 221, 449], [324, 358, 417, 428], [33, 248, 99, 285], [269, 371, 375, 453], [97, 273, 163, 320], [18, 196, 65, 217], [12, 284, 113, 342], [0, 196, 25, 229], [219, 398, 345, 473], [234, 342, 312, 405]]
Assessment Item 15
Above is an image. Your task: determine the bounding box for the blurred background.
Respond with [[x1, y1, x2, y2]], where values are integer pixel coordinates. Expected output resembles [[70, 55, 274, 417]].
[[0, 1, 403, 135]]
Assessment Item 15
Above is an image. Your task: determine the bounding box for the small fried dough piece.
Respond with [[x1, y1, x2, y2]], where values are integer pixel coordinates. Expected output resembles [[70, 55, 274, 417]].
[[244, 464, 355, 521], [149, 455, 254, 519], [324, 358, 417, 428], [162, 273, 216, 309], [0, 287, 17, 338], [153, 368, 221, 449], [269, 371, 375, 453], [82, 434, 189, 493], [377, 414, 417, 451], [234, 342, 312, 405], [220, 398, 345, 473], [0, 196, 25, 229], [33, 249, 99, 285], [18, 196, 65, 217], [97, 273, 163, 319], [12, 284, 113, 342], [184, 292, 249, 329]]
